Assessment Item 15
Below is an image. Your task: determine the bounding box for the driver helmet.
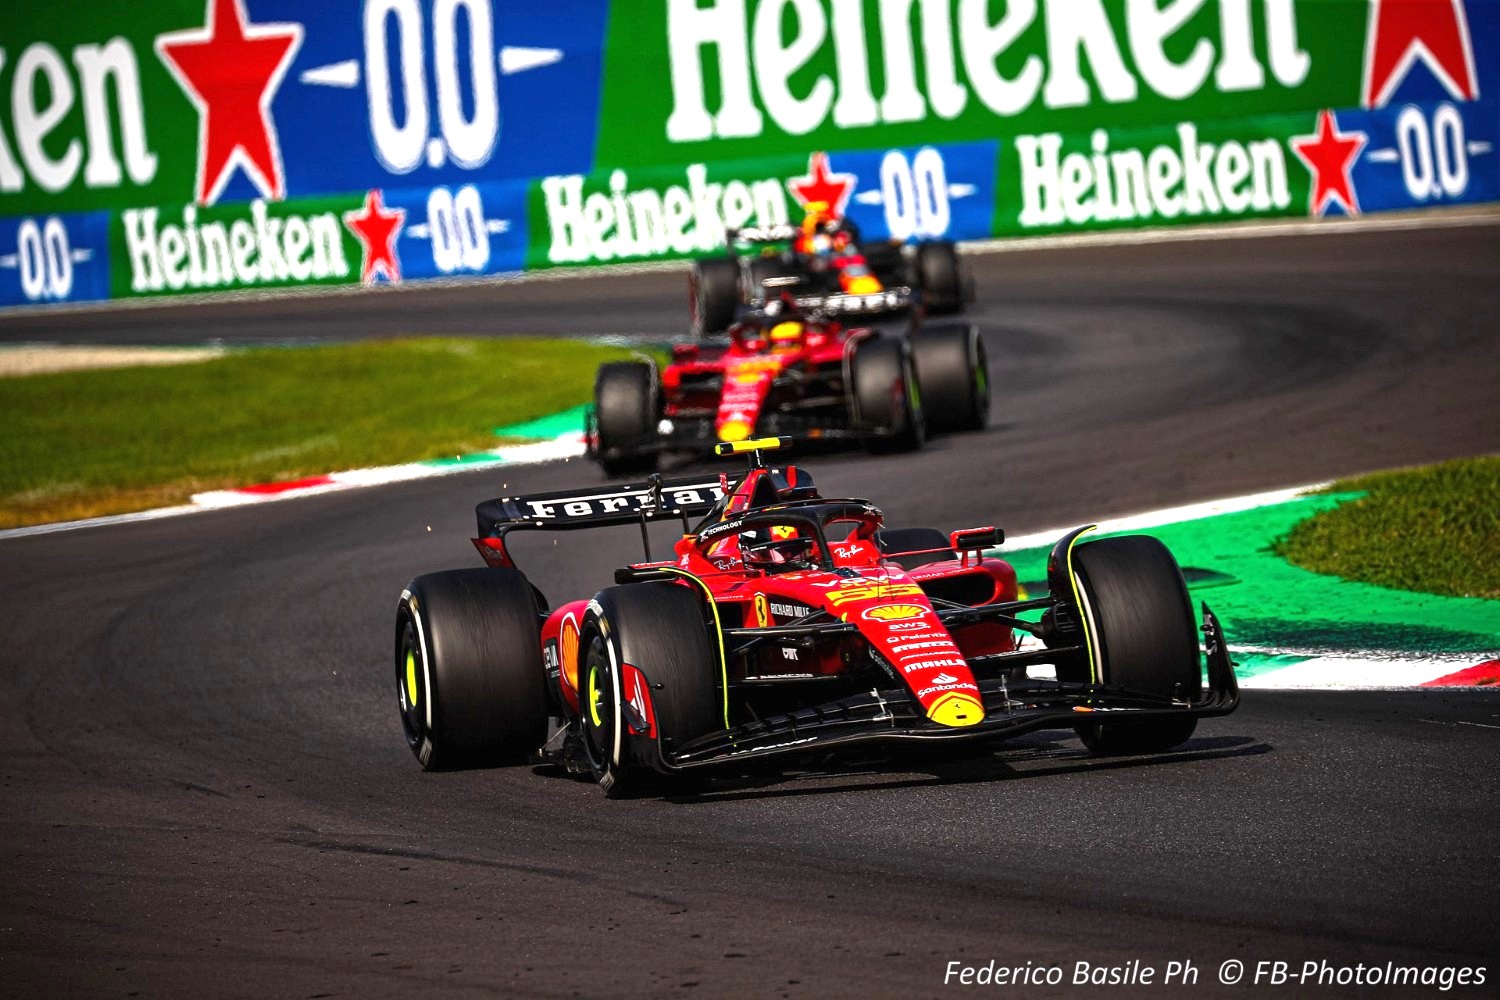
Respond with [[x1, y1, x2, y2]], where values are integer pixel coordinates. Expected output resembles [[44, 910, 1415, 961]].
[[801, 200, 835, 235], [741, 526, 816, 572], [769, 320, 804, 350]]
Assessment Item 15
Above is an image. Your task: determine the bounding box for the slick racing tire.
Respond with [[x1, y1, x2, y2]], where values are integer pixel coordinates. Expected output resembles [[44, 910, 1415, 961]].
[[690, 257, 740, 338], [910, 322, 989, 434], [593, 360, 661, 478], [916, 242, 965, 314], [1063, 536, 1202, 755], [850, 336, 925, 454], [395, 568, 548, 771], [578, 583, 721, 797]]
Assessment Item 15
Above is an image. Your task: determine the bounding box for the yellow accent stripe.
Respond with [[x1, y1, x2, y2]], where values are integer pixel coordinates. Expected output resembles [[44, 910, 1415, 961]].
[[651, 567, 731, 730], [1064, 526, 1100, 685]]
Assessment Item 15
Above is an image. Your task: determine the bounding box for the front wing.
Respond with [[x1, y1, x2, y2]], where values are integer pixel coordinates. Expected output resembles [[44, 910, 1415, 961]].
[[657, 607, 1240, 771]]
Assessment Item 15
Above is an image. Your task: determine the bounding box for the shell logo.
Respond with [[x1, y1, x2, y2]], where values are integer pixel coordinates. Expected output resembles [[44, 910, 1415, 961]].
[[863, 603, 926, 622], [559, 616, 581, 693]]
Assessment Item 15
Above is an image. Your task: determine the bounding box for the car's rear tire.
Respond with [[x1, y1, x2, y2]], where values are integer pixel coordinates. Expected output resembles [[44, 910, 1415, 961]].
[[593, 360, 660, 478], [1062, 535, 1203, 754], [911, 322, 989, 434], [690, 257, 740, 337], [850, 336, 925, 453], [395, 568, 548, 770], [916, 242, 964, 314], [578, 583, 722, 796]]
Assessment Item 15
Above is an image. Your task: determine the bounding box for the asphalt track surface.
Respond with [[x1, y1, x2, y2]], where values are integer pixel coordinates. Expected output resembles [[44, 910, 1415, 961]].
[[3, 224, 1499, 998]]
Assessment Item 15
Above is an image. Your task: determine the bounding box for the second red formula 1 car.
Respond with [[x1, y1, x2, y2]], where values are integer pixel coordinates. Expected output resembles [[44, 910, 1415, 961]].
[[585, 297, 989, 476], [394, 438, 1239, 796]]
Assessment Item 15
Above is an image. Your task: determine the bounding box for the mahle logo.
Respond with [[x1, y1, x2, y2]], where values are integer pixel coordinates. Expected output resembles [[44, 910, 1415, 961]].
[[664, 0, 1311, 143]]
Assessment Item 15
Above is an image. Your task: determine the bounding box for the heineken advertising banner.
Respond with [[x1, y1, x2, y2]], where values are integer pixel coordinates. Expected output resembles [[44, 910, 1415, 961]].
[[1, 0, 1497, 309]]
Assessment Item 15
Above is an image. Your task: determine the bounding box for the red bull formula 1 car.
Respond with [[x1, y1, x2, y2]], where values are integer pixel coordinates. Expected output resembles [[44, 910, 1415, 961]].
[[689, 214, 970, 339], [585, 298, 989, 476], [394, 438, 1239, 796]]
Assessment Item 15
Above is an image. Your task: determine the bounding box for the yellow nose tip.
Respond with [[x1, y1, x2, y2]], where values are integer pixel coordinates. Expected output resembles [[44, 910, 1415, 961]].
[[718, 419, 751, 442], [927, 692, 983, 728]]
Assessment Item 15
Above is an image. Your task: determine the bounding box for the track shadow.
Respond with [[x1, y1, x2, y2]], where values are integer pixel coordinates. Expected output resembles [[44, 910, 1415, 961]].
[[657, 734, 1271, 804]]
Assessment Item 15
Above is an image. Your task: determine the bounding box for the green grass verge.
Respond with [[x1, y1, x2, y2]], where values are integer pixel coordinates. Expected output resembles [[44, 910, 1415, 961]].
[[0, 337, 643, 529], [1274, 455, 1500, 599]]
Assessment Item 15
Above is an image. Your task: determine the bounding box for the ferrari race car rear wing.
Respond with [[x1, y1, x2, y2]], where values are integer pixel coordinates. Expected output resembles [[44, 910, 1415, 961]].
[[770, 287, 915, 316], [473, 474, 732, 569], [476, 475, 728, 537]]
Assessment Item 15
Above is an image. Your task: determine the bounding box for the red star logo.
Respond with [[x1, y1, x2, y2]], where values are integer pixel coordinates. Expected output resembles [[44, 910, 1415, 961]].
[[1291, 110, 1369, 217], [155, 0, 303, 206], [1362, 0, 1479, 108], [787, 152, 857, 218], [344, 189, 405, 284]]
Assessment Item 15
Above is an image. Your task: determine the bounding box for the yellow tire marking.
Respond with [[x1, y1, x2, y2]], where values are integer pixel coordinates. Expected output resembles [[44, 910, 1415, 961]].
[[1064, 526, 1100, 685], [404, 648, 419, 708]]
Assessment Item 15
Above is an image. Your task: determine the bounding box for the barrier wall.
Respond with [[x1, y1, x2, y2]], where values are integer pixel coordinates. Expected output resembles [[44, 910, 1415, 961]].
[[2, 0, 1497, 309]]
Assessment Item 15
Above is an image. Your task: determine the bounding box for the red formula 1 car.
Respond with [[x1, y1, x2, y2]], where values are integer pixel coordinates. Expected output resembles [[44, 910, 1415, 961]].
[[394, 438, 1239, 796], [585, 299, 989, 476]]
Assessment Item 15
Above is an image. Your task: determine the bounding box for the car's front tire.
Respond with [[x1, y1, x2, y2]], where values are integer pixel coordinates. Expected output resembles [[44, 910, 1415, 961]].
[[916, 242, 965, 314], [395, 568, 549, 770], [593, 360, 660, 478], [578, 582, 721, 796], [1061, 535, 1203, 754], [690, 257, 740, 338]]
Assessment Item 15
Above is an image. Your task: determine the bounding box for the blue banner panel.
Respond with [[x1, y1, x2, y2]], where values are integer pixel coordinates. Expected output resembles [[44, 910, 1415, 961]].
[[1339, 99, 1500, 215], [382, 177, 530, 281], [824, 142, 1001, 244], [1302, 0, 1500, 218], [216, 0, 609, 206], [0, 212, 112, 308]]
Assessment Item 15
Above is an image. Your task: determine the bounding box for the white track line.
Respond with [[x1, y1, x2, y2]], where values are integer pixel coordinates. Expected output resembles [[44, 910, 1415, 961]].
[[996, 484, 1330, 552], [1238, 654, 1487, 689]]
